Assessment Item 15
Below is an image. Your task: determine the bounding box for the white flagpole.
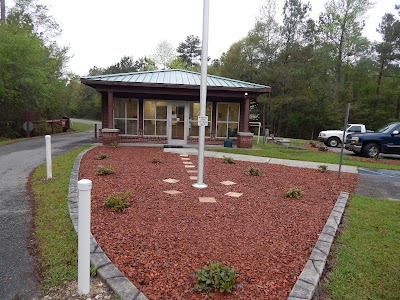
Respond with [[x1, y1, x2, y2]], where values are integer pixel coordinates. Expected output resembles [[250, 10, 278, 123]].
[[193, 0, 209, 189]]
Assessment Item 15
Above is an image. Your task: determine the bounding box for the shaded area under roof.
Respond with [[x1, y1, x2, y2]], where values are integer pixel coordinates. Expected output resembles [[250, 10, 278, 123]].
[[81, 69, 271, 91]]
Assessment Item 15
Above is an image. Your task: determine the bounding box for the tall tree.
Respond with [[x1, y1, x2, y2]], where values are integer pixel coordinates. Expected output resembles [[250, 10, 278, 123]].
[[153, 40, 175, 69], [0, 0, 68, 137], [104, 55, 137, 74], [319, 0, 373, 102], [375, 8, 400, 95], [176, 35, 202, 69]]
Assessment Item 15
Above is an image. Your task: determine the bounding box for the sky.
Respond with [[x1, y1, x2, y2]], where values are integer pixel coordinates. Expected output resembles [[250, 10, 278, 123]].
[[10, 0, 400, 76]]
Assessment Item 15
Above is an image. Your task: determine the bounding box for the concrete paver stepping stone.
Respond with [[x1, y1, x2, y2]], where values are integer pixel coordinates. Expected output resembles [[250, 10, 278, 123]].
[[199, 197, 216, 203], [181, 157, 190, 161], [163, 178, 180, 183], [183, 161, 193, 165], [225, 192, 243, 198], [220, 181, 237, 186], [180, 154, 189, 157], [185, 165, 196, 169], [187, 170, 197, 173], [164, 190, 183, 195], [189, 176, 197, 180]]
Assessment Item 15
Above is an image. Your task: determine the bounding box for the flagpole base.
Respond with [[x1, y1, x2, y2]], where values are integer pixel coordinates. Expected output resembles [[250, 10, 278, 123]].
[[192, 183, 208, 189]]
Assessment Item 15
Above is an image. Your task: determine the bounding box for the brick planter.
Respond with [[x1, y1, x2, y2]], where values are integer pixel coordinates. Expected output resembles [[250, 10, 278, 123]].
[[237, 132, 254, 148], [101, 129, 119, 145]]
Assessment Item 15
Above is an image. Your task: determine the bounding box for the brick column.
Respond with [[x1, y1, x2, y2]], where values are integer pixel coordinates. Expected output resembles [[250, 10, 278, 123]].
[[237, 132, 254, 148], [101, 129, 119, 145]]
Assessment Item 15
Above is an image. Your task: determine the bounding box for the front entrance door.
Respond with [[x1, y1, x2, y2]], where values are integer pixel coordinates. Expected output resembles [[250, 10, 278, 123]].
[[168, 102, 188, 144]]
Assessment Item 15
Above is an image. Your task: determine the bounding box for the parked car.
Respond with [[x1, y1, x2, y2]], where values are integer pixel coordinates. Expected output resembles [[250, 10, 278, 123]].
[[318, 124, 369, 147], [345, 122, 400, 157]]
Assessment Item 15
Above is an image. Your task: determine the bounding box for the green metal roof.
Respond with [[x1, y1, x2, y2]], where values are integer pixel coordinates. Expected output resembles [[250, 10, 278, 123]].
[[81, 69, 270, 91]]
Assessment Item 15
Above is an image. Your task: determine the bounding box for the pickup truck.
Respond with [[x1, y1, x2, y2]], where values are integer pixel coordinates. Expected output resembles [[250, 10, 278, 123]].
[[318, 124, 369, 147], [345, 122, 400, 157]]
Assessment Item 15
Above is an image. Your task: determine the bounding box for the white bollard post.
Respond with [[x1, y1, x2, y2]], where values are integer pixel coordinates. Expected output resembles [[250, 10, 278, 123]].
[[45, 135, 52, 179], [77, 179, 92, 295]]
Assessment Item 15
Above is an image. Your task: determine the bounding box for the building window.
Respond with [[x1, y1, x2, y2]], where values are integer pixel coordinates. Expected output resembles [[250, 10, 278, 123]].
[[216, 103, 239, 137], [189, 102, 212, 136], [144, 100, 167, 136], [113, 98, 138, 135]]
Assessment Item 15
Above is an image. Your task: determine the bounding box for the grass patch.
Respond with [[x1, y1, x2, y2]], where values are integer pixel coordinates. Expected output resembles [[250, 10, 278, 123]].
[[207, 139, 400, 171], [0, 137, 14, 146], [31, 145, 91, 289], [325, 195, 400, 299], [70, 122, 93, 132]]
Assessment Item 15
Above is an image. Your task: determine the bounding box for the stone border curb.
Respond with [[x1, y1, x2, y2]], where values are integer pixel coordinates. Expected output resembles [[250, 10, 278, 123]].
[[68, 146, 148, 300], [287, 191, 349, 300]]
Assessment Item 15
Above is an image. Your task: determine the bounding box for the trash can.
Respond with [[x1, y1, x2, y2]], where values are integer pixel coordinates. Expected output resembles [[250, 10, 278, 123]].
[[224, 128, 233, 147]]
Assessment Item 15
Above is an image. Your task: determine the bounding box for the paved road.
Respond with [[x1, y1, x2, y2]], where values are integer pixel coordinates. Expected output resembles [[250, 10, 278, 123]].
[[328, 145, 400, 159], [357, 168, 400, 201], [0, 130, 97, 300]]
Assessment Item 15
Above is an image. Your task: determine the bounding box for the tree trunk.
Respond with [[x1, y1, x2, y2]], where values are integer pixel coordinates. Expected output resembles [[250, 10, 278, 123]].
[[376, 59, 385, 95], [1, 0, 5, 21]]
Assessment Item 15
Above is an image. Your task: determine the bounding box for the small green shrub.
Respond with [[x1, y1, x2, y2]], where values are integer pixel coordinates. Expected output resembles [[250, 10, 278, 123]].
[[223, 157, 235, 164], [246, 167, 261, 176], [96, 165, 114, 176], [95, 153, 109, 160], [309, 140, 319, 148], [318, 145, 328, 151], [319, 165, 328, 172], [193, 262, 236, 293], [284, 187, 302, 199], [104, 190, 132, 212], [110, 142, 119, 148], [151, 158, 161, 164], [90, 263, 97, 277]]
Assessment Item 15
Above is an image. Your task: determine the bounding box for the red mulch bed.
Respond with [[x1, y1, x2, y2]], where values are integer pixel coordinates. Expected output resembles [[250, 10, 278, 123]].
[[79, 147, 357, 299]]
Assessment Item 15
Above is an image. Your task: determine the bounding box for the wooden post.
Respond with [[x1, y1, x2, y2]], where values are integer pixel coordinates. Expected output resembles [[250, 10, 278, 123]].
[[107, 92, 113, 129], [243, 95, 250, 132]]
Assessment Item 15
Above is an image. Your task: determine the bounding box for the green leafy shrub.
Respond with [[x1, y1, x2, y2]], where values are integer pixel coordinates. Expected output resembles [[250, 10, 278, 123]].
[[95, 153, 109, 160], [95, 165, 114, 176], [246, 167, 261, 176], [309, 140, 319, 148], [90, 263, 97, 277], [193, 262, 236, 293], [110, 142, 119, 148], [223, 157, 235, 164], [318, 145, 328, 151], [284, 187, 302, 199], [104, 190, 132, 212], [319, 165, 328, 172], [151, 158, 161, 164]]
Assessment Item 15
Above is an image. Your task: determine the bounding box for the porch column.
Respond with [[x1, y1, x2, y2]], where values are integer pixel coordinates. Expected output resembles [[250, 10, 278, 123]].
[[243, 95, 250, 132], [107, 92, 113, 129]]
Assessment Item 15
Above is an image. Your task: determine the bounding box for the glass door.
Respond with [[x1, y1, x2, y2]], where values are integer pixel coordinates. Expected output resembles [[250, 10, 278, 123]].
[[168, 102, 187, 144]]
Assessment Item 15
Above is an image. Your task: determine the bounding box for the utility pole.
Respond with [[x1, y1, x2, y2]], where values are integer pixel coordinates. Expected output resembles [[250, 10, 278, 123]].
[[1, 0, 5, 21]]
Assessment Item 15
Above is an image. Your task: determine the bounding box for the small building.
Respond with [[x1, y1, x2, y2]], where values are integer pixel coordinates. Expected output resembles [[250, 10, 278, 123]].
[[80, 69, 271, 148]]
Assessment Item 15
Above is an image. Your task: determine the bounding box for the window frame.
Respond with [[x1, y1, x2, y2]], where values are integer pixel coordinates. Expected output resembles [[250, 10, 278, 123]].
[[143, 100, 168, 136], [216, 102, 240, 138], [113, 98, 139, 136]]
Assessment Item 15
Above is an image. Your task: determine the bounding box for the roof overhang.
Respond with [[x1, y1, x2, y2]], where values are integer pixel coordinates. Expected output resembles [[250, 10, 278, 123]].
[[80, 69, 271, 101]]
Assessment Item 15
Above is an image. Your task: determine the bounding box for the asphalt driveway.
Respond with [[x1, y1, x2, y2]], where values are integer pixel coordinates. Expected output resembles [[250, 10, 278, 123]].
[[356, 168, 400, 201], [0, 129, 98, 300]]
